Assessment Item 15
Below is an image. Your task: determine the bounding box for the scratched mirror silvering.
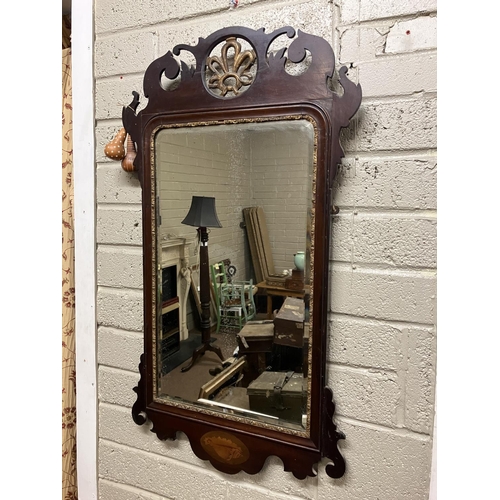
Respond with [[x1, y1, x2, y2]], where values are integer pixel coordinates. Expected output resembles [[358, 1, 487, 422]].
[[154, 119, 315, 431]]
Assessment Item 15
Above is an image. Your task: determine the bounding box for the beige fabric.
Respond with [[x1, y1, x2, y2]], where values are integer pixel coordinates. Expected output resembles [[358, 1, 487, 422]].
[[62, 45, 78, 500]]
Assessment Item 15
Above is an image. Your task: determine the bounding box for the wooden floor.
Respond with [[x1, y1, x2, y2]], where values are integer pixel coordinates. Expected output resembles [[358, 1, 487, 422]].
[[158, 313, 269, 402], [158, 330, 238, 402]]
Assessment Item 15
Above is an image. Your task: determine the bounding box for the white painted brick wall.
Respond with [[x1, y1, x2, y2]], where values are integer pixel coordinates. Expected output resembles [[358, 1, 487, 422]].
[[95, 31, 156, 79], [98, 327, 143, 372], [250, 127, 311, 272], [335, 156, 437, 209], [99, 365, 140, 408], [157, 128, 251, 274], [97, 287, 143, 332], [331, 266, 436, 324], [342, 97, 437, 152], [155, 2, 333, 56], [97, 247, 143, 289], [405, 326, 436, 434], [97, 163, 142, 204], [95, 75, 145, 121], [317, 422, 433, 499], [340, 17, 437, 61], [328, 316, 402, 370], [328, 365, 401, 426], [332, 214, 436, 268], [339, 0, 437, 24], [93, 0, 437, 498], [97, 205, 142, 245], [385, 16, 437, 55]]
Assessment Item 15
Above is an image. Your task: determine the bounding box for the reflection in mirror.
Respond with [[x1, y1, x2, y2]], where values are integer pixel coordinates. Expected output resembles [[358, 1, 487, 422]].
[[154, 118, 315, 432]]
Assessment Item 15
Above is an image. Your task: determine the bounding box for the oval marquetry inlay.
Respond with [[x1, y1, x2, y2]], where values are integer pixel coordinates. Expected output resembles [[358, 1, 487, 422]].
[[200, 430, 250, 465]]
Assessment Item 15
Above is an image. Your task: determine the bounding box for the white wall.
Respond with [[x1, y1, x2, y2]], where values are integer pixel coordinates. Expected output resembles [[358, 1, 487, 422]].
[[249, 123, 312, 274], [157, 127, 252, 276], [156, 122, 312, 279], [93, 1, 437, 499]]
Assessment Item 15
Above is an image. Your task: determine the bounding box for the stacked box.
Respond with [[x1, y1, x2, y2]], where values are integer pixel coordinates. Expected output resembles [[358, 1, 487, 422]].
[[273, 297, 305, 347], [247, 371, 307, 423]]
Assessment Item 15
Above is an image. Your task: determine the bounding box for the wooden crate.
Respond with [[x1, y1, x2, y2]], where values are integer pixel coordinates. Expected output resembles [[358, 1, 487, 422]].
[[237, 321, 274, 385], [247, 371, 307, 423], [273, 297, 305, 347]]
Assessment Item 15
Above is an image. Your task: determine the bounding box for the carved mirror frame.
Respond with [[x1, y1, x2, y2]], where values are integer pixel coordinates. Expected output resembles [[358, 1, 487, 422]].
[[115, 26, 361, 479]]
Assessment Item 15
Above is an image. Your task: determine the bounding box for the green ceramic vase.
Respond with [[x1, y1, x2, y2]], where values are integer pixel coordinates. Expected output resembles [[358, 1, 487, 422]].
[[294, 251, 305, 271]]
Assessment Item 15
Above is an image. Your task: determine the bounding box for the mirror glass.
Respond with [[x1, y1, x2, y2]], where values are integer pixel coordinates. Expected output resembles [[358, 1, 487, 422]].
[[154, 118, 315, 432]]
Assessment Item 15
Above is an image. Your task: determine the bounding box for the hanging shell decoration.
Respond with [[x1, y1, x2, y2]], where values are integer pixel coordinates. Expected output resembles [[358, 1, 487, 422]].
[[104, 127, 137, 172], [121, 134, 137, 172], [104, 127, 127, 160]]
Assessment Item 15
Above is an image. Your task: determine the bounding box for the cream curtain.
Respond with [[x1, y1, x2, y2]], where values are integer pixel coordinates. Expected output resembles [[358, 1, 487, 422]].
[[62, 14, 78, 499]]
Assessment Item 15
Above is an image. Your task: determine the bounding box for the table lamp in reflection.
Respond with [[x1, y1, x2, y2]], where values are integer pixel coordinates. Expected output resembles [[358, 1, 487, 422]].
[[180, 196, 224, 372]]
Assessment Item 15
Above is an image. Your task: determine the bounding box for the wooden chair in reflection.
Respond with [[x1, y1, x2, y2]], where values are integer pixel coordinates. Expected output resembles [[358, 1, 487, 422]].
[[210, 261, 257, 334]]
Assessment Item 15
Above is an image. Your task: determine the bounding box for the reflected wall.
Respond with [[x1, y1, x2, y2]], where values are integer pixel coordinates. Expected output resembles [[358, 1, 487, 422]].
[[156, 120, 314, 274]]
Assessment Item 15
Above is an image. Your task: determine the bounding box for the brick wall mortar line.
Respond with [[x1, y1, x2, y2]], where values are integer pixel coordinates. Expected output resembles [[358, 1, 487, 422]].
[[98, 284, 143, 293], [98, 202, 142, 210], [336, 415, 433, 440], [328, 312, 436, 330], [100, 401, 133, 413], [355, 92, 437, 105], [99, 364, 140, 377], [95, 0, 317, 39], [330, 261, 437, 275], [97, 242, 143, 250], [345, 47, 437, 65], [332, 0, 341, 60], [98, 325, 144, 337], [98, 442, 226, 495], [152, 27, 159, 61], [329, 363, 397, 376], [98, 244, 143, 254], [97, 282, 143, 292], [396, 327, 409, 427], [99, 438, 314, 500], [341, 146, 437, 156], [96, 71, 146, 83], [98, 400, 433, 442], [342, 149, 437, 160], [99, 479, 172, 500], [333, 209, 437, 218], [96, 118, 124, 128], [337, 11, 438, 30]]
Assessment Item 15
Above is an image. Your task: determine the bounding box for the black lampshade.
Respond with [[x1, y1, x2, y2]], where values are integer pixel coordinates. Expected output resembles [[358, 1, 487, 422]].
[[181, 196, 222, 228]]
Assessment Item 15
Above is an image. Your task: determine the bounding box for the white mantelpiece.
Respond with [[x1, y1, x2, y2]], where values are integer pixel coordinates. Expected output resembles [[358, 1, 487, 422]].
[[160, 236, 194, 341]]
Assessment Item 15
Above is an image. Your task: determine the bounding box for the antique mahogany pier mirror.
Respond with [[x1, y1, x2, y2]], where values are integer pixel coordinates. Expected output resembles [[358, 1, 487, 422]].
[[106, 26, 361, 478]]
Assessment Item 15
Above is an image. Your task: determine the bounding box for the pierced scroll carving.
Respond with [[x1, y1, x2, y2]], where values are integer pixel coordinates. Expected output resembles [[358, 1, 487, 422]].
[[121, 27, 361, 185], [323, 387, 347, 478], [131, 353, 147, 426]]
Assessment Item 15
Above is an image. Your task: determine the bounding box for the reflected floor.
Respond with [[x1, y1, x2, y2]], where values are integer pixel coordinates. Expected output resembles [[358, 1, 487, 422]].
[[159, 329, 238, 402], [158, 314, 308, 430]]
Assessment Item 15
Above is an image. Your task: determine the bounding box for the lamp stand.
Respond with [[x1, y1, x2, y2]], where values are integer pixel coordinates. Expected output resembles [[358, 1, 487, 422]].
[[181, 227, 224, 372]]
